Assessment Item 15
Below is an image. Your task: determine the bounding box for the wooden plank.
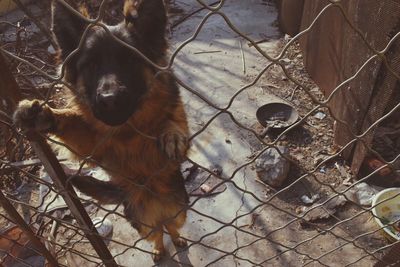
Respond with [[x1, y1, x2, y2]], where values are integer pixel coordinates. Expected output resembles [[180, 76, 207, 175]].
[[299, 0, 400, 168], [374, 242, 400, 267], [277, 0, 305, 36]]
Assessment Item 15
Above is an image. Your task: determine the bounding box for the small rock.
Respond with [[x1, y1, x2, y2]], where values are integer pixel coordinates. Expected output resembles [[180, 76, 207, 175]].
[[212, 165, 222, 175], [255, 146, 290, 187], [301, 194, 320, 205], [314, 112, 326, 120], [295, 206, 306, 214], [200, 184, 211, 193]]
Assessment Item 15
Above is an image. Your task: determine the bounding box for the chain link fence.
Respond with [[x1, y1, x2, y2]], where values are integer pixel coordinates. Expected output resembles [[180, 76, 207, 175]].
[[1, 0, 400, 266]]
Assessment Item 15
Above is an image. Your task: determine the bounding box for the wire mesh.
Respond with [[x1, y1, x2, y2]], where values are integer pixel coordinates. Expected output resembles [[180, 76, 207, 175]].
[[1, 0, 400, 266]]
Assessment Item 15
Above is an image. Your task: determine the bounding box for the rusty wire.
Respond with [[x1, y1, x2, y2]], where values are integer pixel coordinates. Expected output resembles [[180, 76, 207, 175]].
[[1, 0, 400, 266]]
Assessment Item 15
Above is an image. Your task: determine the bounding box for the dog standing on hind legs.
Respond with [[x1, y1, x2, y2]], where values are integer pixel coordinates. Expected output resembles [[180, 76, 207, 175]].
[[13, 0, 190, 262]]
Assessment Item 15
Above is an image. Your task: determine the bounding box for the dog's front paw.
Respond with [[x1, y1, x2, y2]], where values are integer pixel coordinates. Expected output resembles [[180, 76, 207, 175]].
[[13, 100, 55, 132], [159, 131, 189, 161], [152, 248, 165, 262], [172, 237, 187, 248]]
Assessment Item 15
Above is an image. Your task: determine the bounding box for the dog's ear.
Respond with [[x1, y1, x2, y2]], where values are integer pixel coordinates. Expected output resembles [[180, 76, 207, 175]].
[[124, 0, 167, 57], [51, 1, 88, 60]]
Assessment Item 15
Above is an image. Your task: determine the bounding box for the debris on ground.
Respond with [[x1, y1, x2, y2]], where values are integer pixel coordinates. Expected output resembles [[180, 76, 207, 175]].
[[0, 225, 48, 266], [267, 119, 290, 128], [300, 182, 385, 223], [184, 164, 226, 197], [200, 184, 212, 194], [255, 145, 290, 187], [301, 185, 355, 223], [300, 194, 320, 205], [313, 153, 329, 166], [335, 162, 353, 186], [314, 112, 326, 120], [353, 182, 382, 206]]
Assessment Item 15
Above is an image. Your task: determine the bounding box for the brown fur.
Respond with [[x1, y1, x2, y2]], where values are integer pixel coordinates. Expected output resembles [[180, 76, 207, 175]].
[[14, 0, 189, 261], [14, 67, 189, 261]]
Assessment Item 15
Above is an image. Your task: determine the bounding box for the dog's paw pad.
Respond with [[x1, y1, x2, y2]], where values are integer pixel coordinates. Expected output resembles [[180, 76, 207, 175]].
[[159, 131, 188, 161], [173, 237, 187, 248], [13, 100, 55, 132]]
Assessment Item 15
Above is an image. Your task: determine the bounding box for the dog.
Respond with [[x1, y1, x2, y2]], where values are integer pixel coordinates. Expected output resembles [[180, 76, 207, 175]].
[[13, 0, 189, 261]]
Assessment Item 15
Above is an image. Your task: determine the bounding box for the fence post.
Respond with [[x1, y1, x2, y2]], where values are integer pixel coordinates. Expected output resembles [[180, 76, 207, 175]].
[[0, 51, 118, 267], [26, 132, 119, 267], [0, 190, 59, 267]]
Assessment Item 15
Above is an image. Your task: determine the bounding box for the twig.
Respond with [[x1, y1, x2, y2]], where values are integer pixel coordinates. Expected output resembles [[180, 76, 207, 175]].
[[290, 86, 300, 100], [239, 40, 246, 74], [193, 50, 222, 55]]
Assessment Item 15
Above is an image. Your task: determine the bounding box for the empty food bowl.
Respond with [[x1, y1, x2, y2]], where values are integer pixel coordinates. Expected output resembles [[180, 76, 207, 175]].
[[256, 102, 299, 130]]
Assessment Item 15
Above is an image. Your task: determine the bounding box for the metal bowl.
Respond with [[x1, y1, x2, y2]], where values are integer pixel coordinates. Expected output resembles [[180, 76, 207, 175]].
[[256, 102, 299, 129]]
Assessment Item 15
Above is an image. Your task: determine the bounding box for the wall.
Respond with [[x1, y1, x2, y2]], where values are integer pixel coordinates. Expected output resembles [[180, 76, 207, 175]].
[[280, 0, 400, 174]]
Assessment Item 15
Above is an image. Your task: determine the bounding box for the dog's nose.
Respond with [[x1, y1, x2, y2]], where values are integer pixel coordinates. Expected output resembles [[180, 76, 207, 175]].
[[97, 92, 117, 109]]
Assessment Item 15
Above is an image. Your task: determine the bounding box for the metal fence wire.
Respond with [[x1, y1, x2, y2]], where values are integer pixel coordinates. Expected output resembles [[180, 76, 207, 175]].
[[1, 0, 400, 266]]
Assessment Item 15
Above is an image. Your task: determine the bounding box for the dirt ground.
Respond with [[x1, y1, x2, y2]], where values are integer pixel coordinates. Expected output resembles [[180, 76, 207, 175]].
[[0, 0, 391, 266]]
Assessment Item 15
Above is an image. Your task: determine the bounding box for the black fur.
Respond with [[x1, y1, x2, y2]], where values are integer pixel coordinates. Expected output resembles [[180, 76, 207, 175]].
[[69, 175, 125, 204], [51, 0, 169, 126]]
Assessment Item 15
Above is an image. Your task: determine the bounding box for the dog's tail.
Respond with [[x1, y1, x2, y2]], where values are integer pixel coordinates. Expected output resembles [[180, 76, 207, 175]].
[[69, 175, 125, 204]]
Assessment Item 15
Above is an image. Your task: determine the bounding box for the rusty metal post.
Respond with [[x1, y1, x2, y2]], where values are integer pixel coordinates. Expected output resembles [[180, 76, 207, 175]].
[[0, 52, 118, 267], [26, 132, 118, 267], [0, 190, 59, 267]]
